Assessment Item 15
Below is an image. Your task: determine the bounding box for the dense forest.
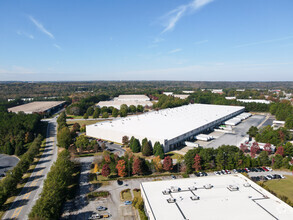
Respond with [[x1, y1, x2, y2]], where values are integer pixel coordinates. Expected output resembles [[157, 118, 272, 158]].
[[1, 81, 293, 100], [0, 111, 42, 155]]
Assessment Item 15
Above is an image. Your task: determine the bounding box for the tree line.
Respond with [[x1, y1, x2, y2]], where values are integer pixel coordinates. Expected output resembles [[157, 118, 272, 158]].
[[0, 135, 43, 207], [29, 150, 75, 219], [270, 101, 293, 129]]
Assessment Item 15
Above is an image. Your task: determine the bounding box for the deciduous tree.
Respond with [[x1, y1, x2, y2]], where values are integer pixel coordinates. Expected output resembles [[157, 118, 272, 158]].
[[132, 158, 143, 175], [193, 154, 201, 171], [116, 160, 126, 177], [163, 156, 173, 171], [101, 164, 110, 177]]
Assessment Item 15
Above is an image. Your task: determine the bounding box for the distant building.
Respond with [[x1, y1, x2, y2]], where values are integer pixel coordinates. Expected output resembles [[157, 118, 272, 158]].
[[211, 89, 223, 94], [8, 101, 65, 114], [237, 99, 271, 104], [97, 94, 153, 110], [225, 96, 236, 100], [163, 92, 173, 96], [182, 90, 194, 94], [140, 174, 293, 220], [173, 94, 189, 99]]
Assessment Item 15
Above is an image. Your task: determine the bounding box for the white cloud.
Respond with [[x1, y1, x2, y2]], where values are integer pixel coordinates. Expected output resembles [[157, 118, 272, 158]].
[[168, 48, 182, 54], [160, 0, 214, 33], [28, 15, 55, 39], [17, 30, 34, 39], [53, 44, 62, 50], [235, 36, 293, 48]]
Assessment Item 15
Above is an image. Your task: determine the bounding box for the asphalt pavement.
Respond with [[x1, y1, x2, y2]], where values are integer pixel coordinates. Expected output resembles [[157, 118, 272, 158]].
[[3, 118, 58, 220], [206, 114, 266, 148], [0, 154, 19, 179]]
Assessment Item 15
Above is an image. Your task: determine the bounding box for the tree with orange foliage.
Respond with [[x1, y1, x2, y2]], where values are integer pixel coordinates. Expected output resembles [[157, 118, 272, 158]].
[[275, 146, 284, 156], [163, 156, 173, 171], [152, 156, 162, 172], [116, 160, 126, 177], [132, 158, 143, 175]]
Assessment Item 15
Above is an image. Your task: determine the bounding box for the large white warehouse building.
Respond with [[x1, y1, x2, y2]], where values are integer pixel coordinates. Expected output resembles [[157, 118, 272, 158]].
[[86, 104, 244, 152]]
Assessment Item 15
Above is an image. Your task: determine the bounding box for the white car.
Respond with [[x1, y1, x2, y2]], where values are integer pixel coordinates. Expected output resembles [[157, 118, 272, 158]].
[[88, 214, 101, 219]]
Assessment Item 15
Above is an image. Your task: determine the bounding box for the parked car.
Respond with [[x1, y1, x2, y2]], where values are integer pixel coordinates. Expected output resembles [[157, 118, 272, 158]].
[[88, 214, 101, 219], [171, 175, 176, 179], [96, 206, 107, 211], [124, 201, 132, 205], [233, 169, 238, 173], [262, 166, 269, 172]]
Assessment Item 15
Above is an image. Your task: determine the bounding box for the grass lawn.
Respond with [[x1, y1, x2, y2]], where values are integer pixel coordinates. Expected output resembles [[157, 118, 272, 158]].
[[121, 189, 132, 201], [165, 152, 184, 160], [67, 120, 105, 128], [262, 175, 293, 203]]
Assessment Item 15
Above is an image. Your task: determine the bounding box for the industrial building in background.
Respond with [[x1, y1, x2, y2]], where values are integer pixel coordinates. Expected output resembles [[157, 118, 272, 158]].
[[86, 104, 244, 152], [96, 94, 153, 109], [140, 174, 293, 220], [8, 101, 65, 115]]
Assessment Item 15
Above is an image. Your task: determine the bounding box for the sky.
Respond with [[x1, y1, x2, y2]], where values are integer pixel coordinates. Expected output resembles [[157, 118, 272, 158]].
[[0, 0, 293, 81]]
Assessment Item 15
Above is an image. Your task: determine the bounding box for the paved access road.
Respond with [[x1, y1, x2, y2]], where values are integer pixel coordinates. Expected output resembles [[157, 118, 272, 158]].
[[0, 154, 19, 179], [3, 118, 58, 220]]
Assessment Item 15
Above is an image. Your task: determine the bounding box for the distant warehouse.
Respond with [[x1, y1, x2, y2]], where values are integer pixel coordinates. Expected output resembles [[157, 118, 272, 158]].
[[86, 104, 244, 152], [8, 101, 65, 114], [97, 94, 153, 110]]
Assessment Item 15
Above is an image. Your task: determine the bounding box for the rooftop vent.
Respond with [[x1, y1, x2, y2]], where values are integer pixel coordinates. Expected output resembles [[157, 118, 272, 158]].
[[167, 198, 176, 203]]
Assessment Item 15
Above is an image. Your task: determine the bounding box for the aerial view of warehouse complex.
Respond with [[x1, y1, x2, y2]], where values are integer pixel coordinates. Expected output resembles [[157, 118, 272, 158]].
[[86, 103, 244, 152], [140, 174, 293, 220]]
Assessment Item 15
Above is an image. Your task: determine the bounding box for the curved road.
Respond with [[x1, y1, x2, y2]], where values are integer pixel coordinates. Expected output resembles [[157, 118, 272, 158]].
[[3, 118, 58, 220]]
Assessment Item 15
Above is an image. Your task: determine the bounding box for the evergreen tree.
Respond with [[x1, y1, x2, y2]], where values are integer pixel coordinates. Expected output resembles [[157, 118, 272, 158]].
[[14, 142, 23, 156], [92, 108, 100, 118], [153, 142, 164, 159], [102, 112, 109, 118], [86, 106, 94, 116], [142, 139, 153, 156], [57, 127, 72, 149], [131, 138, 141, 153]]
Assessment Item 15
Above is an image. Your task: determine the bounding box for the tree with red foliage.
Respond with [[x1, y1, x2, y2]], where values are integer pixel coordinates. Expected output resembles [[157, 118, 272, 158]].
[[193, 154, 201, 171], [116, 160, 126, 177], [163, 156, 173, 171], [250, 142, 260, 158], [275, 146, 284, 156], [240, 144, 248, 153], [101, 164, 110, 177], [132, 158, 143, 175], [263, 143, 272, 154]]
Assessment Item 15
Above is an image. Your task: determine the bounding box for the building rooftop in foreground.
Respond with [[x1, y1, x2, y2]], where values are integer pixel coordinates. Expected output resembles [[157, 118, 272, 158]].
[[140, 174, 293, 220], [8, 101, 65, 114]]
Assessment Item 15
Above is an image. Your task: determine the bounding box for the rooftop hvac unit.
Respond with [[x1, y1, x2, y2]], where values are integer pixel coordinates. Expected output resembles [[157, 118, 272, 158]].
[[227, 185, 239, 191], [162, 189, 171, 195], [190, 195, 200, 200], [188, 186, 197, 191], [170, 186, 180, 192], [204, 184, 213, 189], [167, 198, 176, 203], [243, 183, 251, 187]]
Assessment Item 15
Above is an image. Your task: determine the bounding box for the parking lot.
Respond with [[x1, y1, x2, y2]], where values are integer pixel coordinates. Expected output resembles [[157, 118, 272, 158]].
[[0, 154, 19, 179]]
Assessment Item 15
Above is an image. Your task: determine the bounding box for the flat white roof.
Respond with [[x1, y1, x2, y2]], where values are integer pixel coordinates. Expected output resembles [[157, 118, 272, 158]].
[[237, 99, 271, 104], [87, 104, 244, 141], [8, 101, 65, 114], [141, 174, 293, 220], [97, 100, 153, 109], [116, 94, 150, 100]]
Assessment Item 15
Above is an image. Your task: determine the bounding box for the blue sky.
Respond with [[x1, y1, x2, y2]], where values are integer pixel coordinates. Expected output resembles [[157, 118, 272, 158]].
[[0, 0, 293, 81]]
